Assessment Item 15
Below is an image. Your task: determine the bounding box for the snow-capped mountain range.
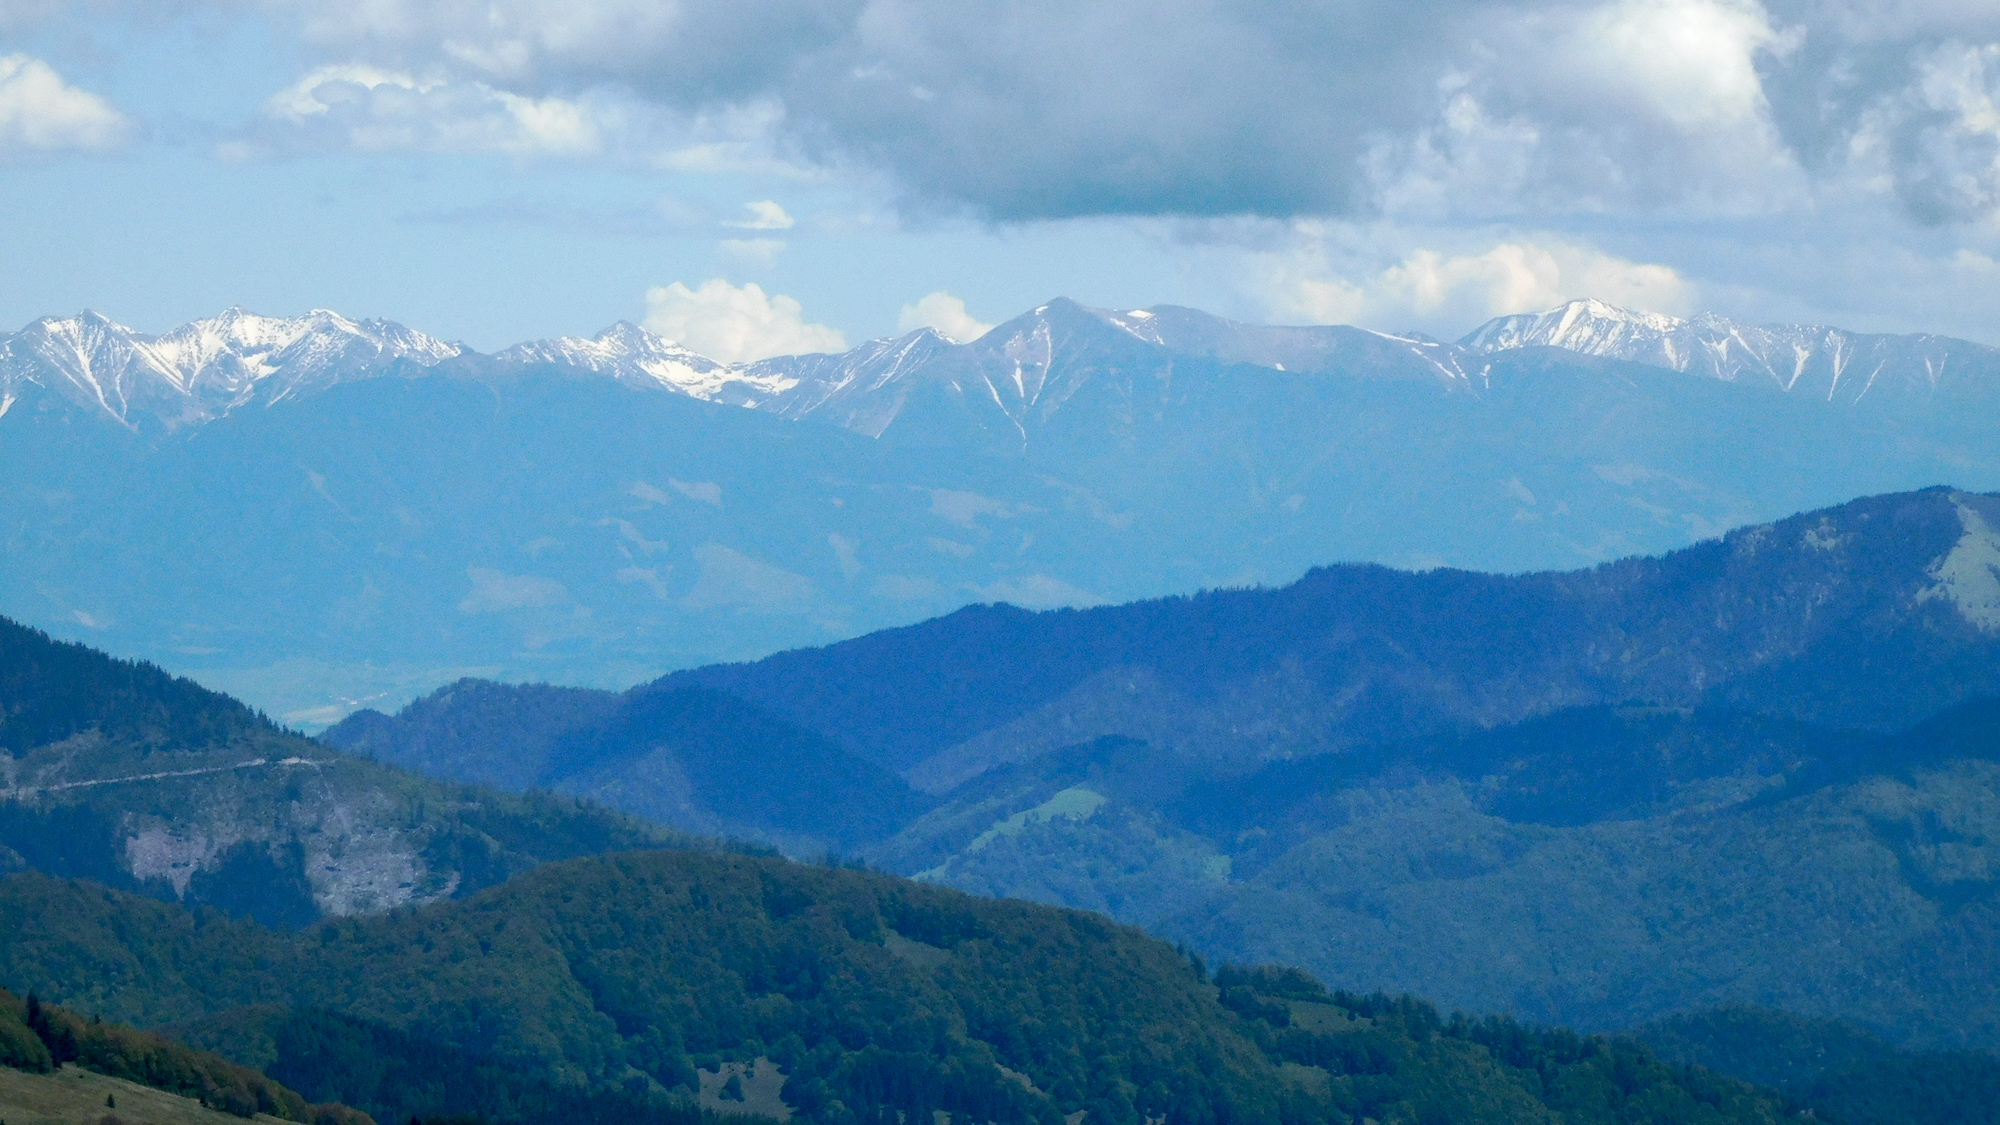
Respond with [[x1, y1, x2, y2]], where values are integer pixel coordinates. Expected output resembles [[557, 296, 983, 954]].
[[0, 307, 461, 428], [4, 297, 1996, 434], [1461, 298, 1993, 406], [10, 294, 2000, 730]]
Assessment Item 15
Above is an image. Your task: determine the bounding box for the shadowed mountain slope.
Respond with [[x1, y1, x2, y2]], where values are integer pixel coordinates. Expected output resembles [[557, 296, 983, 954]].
[[341, 489, 2000, 1051], [663, 488, 2000, 783], [327, 680, 932, 854], [1632, 1007, 2000, 1125]]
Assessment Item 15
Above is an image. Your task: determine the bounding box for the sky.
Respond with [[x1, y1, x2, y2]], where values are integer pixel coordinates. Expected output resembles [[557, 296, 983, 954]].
[[4, 0, 2000, 357]]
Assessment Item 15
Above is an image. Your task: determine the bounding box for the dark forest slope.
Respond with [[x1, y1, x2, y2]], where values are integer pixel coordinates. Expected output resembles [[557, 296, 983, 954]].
[[658, 488, 2000, 785], [0, 853, 1794, 1125]]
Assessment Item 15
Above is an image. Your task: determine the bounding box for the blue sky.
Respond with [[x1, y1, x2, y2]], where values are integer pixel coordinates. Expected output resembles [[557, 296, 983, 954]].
[[5, 1, 2000, 355]]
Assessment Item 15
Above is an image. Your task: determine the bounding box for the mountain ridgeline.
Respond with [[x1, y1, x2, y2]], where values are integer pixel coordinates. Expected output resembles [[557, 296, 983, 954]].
[[331, 488, 2000, 1055], [7, 297, 2000, 726]]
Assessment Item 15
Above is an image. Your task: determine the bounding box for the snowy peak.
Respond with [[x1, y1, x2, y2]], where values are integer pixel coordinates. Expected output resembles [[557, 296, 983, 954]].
[[0, 307, 461, 427], [2, 311, 196, 426], [11, 297, 1999, 440], [497, 322, 798, 405], [1459, 298, 1683, 355], [1109, 303, 1481, 389], [161, 307, 462, 408], [1460, 299, 2000, 406], [751, 326, 960, 436]]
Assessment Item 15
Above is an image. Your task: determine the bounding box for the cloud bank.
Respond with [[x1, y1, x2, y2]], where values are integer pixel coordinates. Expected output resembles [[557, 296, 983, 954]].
[[643, 279, 847, 363], [898, 291, 993, 342], [1263, 233, 1693, 334], [240, 0, 2000, 229], [0, 54, 129, 152]]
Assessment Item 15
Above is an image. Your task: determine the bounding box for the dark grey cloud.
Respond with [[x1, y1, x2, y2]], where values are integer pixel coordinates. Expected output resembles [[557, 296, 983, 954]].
[[267, 0, 2000, 226], [274, 0, 1485, 217], [1755, 2, 2000, 223], [781, 0, 1478, 219]]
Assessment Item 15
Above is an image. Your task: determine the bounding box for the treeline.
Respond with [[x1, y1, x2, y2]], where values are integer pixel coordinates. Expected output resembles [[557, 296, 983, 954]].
[[1635, 1006, 2000, 1125], [220, 1006, 767, 1125], [0, 986, 369, 1124], [0, 617, 271, 754], [1214, 966, 1787, 1125]]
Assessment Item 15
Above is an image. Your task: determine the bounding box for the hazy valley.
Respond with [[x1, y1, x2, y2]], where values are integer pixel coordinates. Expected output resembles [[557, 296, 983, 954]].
[[6, 298, 2000, 726]]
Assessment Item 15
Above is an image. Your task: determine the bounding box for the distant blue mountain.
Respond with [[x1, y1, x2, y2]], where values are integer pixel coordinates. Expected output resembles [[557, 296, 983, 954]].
[[5, 298, 2000, 722]]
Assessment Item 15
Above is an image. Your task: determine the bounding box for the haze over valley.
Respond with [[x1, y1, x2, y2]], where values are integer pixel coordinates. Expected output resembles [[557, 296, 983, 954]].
[[8, 296, 2000, 727]]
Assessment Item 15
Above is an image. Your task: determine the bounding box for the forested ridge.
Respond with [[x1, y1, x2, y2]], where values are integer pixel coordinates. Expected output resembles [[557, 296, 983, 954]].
[[0, 617, 270, 756], [0, 852, 1804, 1125], [0, 610, 702, 926]]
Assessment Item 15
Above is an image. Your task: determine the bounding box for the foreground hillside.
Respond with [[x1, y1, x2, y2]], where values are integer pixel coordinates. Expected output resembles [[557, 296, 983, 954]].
[[0, 616, 682, 924], [0, 985, 368, 1125], [0, 854, 1793, 1125], [334, 488, 2000, 1047]]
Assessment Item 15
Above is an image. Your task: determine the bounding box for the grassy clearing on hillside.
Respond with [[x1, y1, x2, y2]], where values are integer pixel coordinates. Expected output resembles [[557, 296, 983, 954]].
[[0, 1064, 289, 1125]]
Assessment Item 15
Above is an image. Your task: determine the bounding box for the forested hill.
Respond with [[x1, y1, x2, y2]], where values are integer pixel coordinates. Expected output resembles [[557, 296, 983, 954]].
[[0, 854, 1794, 1125], [0, 612, 683, 925], [324, 679, 934, 855], [659, 487, 2000, 783], [0, 616, 268, 754]]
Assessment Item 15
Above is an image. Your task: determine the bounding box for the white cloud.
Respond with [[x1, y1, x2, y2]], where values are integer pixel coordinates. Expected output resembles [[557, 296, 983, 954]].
[[727, 200, 794, 229], [642, 278, 846, 362], [261, 63, 619, 155], [970, 574, 1106, 610], [248, 0, 1835, 223], [1846, 41, 2000, 223], [897, 291, 993, 342], [224, 0, 2000, 237], [1264, 231, 1692, 333], [1560, 0, 1794, 132], [669, 478, 722, 505], [458, 567, 569, 613], [1375, 0, 1806, 216], [720, 237, 786, 262], [0, 54, 130, 151]]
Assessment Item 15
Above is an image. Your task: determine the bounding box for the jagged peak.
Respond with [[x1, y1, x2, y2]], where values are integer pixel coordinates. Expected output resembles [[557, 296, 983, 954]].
[[1547, 297, 1683, 330], [23, 309, 137, 335], [1457, 297, 1689, 352], [592, 320, 655, 342]]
